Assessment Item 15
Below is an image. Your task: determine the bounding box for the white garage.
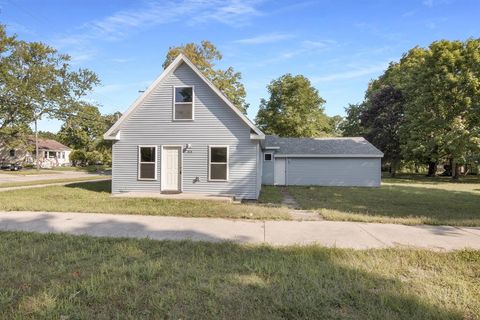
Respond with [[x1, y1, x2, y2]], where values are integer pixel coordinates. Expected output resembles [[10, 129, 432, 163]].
[[262, 136, 383, 187]]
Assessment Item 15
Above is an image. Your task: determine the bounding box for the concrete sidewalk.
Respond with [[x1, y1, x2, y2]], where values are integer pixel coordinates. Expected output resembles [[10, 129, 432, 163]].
[[0, 178, 110, 192], [0, 211, 479, 250]]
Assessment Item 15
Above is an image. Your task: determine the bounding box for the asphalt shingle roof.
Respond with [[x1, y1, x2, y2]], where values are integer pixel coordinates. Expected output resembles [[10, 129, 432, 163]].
[[263, 135, 383, 157], [27, 137, 70, 151]]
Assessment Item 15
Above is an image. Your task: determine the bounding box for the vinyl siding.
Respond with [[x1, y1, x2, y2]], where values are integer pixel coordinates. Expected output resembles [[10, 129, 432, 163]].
[[285, 158, 381, 187], [112, 62, 259, 199]]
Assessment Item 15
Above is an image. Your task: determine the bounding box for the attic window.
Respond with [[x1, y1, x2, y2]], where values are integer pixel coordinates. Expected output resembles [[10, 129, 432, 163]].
[[174, 86, 194, 120]]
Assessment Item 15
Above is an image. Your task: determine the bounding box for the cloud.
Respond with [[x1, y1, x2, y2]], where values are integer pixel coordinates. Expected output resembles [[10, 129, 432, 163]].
[[53, 0, 264, 61], [312, 62, 389, 83], [234, 33, 292, 44], [254, 39, 337, 66]]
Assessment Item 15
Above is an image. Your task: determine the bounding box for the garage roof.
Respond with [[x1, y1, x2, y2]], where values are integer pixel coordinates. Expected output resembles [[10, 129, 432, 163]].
[[263, 135, 383, 158]]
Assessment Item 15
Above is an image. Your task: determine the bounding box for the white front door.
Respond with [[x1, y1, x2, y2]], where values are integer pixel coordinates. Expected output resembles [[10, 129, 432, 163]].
[[162, 147, 181, 191], [274, 158, 286, 185]]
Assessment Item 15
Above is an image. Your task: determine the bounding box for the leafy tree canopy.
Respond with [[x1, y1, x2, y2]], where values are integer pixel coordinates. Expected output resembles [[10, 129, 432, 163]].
[[255, 74, 330, 137]]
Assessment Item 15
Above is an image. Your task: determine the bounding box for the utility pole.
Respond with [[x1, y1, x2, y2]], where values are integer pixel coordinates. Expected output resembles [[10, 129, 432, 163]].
[[35, 116, 39, 171]]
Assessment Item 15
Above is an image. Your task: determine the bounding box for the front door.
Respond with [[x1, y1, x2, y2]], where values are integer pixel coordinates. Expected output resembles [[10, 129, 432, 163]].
[[162, 147, 181, 191], [274, 158, 286, 185]]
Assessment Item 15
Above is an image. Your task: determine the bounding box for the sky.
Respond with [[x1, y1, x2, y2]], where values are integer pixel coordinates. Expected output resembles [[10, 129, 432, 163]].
[[1, 0, 479, 132]]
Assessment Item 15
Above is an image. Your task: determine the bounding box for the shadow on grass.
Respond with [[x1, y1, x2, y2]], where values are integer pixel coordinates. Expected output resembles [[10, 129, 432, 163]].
[[65, 180, 111, 193], [382, 173, 480, 185], [0, 217, 471, 319], [289, 185, 480, 225]]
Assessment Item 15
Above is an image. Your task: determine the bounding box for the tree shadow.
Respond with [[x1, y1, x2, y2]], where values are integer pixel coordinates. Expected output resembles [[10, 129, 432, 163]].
[[65, 180, 111, 193], [0, 224, 471, 319]]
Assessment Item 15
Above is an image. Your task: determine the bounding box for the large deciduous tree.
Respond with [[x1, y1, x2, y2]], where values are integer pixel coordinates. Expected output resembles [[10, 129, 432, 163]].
[[340, 103, 367, 137], [400, 39, 480, 178], [163, 40, 249, 114], [0, 25, 100, 169], [361, 83, 405, 176], [57, 104, 105, 151], [255, 74, 330, 137]]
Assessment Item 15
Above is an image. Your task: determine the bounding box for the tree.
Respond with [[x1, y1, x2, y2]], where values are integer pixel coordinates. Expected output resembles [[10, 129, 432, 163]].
[[255, 74, 330, 137], [361, 84, 405, 176], [0, 26, 100, 169], [328, 115, 344, 136], [0, 26, 31, 149], [69, 150, 86, 166], [38, 131, 57, 140], [340, 103, 368, 137], [400, 39, 480, 179], [58, 104, 105, 151], [163, 41, 249, 113]]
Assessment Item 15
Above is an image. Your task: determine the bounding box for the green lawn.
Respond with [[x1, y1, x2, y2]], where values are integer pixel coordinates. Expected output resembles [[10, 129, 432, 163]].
[[0, 231, 478, 319], [0, 176, 109, 189], [279, 174, 480, 226], [0, 180, 289, 220]]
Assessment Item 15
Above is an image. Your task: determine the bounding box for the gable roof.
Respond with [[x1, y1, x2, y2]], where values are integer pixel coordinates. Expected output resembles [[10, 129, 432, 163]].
[[104, 54, 264, 140], [27, 137, 70, 151], [263, 135, 383, 158]]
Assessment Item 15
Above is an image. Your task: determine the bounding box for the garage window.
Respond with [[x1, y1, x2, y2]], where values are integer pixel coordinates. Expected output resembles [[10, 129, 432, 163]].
[[209, 146, 228, 181], [173, 86, 194, 120], [264, 153, 272, 161], [138, 146, 157, 180]]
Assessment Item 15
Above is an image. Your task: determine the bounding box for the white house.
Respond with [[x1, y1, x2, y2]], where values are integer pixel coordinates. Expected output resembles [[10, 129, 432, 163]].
[[104, 54, 383, 199]]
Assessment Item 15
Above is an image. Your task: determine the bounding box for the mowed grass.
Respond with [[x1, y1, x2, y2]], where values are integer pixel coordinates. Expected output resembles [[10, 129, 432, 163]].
[[0, 180, 289, 220], [0, 176, 109, 189], [0, 231, 478, 319], [281, 174, 480, 226]]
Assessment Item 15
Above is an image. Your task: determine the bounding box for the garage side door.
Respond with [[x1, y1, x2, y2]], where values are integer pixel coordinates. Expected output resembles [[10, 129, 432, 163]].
[[286, 158, 381, 186], [274, 158, 286, 185]]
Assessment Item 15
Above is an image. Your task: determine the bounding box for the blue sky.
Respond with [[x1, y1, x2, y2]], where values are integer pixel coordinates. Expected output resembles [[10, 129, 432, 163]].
[[1, 0, 478, 132]]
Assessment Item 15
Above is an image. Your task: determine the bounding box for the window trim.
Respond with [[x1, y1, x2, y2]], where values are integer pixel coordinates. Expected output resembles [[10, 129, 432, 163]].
[[173, 85, 195, 121], [208, 145, 229, 182], [138, 145, 158, 181], [264, 153, 273, 161]]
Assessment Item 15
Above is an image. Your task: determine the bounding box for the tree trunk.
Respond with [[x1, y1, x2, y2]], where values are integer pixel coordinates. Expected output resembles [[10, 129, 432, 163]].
[[452, 159, 460, 180], [414, 163, 419, 174], [427, 161, 437, 177], [390, 159, 399, 178], [35, 118, 39, 171]]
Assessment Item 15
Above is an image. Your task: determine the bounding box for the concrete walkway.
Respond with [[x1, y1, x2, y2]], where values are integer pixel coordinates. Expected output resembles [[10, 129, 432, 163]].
[[1, 211, 480, 250], [0, 178, 110, 192]]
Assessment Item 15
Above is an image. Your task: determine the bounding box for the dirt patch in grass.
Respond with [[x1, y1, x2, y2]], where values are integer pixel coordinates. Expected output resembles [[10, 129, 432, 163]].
[[0, 231, 478, 319]]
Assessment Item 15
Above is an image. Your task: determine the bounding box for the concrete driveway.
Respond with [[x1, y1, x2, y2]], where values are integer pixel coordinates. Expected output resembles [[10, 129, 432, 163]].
[[1, 211, 479, 250]]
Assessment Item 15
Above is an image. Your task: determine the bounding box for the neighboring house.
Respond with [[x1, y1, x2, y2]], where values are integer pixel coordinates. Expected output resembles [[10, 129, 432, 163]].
[[104, 54, 383, 199], [0, 137, 71, 168]]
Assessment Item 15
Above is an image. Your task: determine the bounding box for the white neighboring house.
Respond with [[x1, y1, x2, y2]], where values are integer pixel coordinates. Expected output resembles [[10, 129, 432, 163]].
[[0, 137, 71, 168]]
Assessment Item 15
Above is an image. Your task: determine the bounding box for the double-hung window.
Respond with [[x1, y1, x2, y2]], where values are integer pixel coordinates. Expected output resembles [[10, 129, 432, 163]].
[[174, 86, 194, 120], [209, 146, 228, 181], [138, 146, 157, 180]]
